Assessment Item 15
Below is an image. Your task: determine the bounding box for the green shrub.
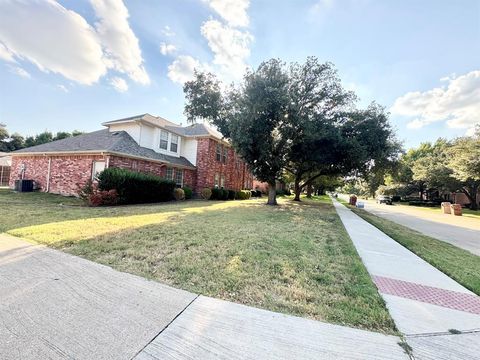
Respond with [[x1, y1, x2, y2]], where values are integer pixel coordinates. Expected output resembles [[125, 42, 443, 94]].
[[98, 167, 175, 204], [201, 188, 212, 200], [174, 188, 185, 201], [183, 186, 193, 199], [236, 190, 252, 200], [228, 189, 236, 200], [220, 189, 229, 200], [211, 188, 221, 200]]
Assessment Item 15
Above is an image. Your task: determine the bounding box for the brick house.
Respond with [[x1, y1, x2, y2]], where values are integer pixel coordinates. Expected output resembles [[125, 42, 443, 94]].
[[9, 114, 254, 196]]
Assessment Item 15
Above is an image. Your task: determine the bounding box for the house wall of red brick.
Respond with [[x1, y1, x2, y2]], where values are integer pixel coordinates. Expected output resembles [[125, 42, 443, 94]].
[[9, 139, 255, 196], [108, 155, 196, 190], [9, 154, 105, 196], [9, 154, 196, 196], [195, 138, 253, 191]]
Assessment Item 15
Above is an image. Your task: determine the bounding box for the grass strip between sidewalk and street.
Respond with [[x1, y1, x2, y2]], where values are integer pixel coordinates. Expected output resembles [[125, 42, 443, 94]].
[[338, 198, 480, 296]]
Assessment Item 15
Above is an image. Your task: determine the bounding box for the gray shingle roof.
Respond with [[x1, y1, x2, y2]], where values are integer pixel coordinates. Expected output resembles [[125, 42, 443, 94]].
[[13, 129, 195, 168], [165, 123, 224, 139]]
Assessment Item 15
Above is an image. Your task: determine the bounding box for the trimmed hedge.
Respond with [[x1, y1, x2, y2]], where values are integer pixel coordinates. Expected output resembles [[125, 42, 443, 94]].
[[236, 190, 252, 200], [211, 188, 222, 200], [210, 188, 252, 200], [98, 167, 175, 204], [183, 186, 193, 199]]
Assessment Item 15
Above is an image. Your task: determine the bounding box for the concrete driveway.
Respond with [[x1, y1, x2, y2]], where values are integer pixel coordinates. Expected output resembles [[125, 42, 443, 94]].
[[0, 234, 408, 360], [359, 200, 480, 256]]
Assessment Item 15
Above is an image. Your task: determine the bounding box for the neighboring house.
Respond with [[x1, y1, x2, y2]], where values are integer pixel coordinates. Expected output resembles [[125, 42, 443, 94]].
[[9, 114, 254, 196], [0, 152, 12, 187]]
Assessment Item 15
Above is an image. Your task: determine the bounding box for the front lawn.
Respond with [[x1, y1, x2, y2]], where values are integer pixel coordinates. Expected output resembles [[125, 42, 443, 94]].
[[341, 201, 480, 296], [0, 190, 396, 333]]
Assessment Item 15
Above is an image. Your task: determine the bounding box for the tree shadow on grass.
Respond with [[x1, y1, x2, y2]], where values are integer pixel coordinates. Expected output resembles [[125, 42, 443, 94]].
[[34, 200, 397, 334]]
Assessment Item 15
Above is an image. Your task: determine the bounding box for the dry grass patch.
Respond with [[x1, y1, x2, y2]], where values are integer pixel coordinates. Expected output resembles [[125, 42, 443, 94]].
[[0, 190, 396, 333]]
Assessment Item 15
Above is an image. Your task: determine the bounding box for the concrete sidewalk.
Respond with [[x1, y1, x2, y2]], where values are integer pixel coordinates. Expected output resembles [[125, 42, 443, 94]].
[[333, 199, 480, 359], [0, 234, 408, 360]]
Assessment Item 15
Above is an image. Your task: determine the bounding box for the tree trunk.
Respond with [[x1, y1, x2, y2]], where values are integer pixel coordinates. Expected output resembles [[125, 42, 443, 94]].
[[464, 185, 479, 210], [306, 184, 313, 198], [267, 184, 277, 206], [293, 177, 301, 201]]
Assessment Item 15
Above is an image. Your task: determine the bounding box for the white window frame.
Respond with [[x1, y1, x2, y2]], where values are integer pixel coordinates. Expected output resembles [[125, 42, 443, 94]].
[[160, 130, 169, 150], [220, 174, 225, 188], [170, 134, 178, 153], [223, 147, 228, 164], [166, 167, 174, 181], [214, 173, 219, 188], [92, 161, 105, 181], [174, 169, 183, 187], [216, 143, 222, 162]]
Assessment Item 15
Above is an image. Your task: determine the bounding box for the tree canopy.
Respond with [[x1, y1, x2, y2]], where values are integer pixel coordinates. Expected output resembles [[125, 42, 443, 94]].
[[184, 57, 399, 205], [0, 126, 84, 152]]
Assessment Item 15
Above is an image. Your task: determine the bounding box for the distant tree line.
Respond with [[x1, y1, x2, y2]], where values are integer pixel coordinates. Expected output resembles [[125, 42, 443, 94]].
[[0, 125, 84, 152], [342, 127, 480, 210]]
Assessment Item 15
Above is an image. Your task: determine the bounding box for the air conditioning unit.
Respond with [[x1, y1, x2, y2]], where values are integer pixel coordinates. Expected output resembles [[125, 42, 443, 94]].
[[14, 179, 34, 192]]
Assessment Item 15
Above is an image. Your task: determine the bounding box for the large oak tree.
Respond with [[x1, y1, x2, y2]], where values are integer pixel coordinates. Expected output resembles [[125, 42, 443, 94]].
[[183, 57, 398, 205]]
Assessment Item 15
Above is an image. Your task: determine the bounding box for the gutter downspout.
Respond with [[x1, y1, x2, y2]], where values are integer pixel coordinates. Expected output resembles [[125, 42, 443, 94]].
[[46, 156, 51, 193]]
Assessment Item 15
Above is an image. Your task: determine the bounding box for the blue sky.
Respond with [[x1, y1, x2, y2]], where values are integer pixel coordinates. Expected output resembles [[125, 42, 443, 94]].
[[0, 0, 479, 149]]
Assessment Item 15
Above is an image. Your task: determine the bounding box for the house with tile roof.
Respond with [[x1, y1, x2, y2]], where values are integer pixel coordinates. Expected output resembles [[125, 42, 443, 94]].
[[9, 114, 254, 196]]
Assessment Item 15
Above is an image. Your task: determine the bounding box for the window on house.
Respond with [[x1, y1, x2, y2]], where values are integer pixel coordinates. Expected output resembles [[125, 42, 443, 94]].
[[214, 173, 219, 188], [175, 169, 183, 187], [223, 147, 228, 163], [220, 174, 225, 188], [170, 134, 178, 153], [216, 143, 222, 161], [166, 167, 174, 180], [92, 161, 105, 180], [160, 130, 168, 150]]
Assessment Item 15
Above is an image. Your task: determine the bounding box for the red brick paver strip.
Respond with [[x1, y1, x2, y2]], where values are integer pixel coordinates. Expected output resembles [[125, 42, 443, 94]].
[[373, 275, 480, 315]]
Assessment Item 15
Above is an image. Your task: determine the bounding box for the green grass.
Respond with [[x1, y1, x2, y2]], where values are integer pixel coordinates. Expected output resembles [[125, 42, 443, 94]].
[[0, 190, 396, 333], [341, 202, 480, 295]]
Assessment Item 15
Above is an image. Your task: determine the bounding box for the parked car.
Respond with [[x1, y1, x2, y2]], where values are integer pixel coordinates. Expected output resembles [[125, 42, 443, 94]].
[[376, 195, 392, 205]]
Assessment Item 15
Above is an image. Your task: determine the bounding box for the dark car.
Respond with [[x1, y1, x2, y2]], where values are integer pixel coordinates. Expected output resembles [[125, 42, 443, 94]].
[[376, 195, 392, 205]]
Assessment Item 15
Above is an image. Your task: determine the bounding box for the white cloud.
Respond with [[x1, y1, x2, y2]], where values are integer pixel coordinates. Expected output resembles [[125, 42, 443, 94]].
[[57, 84, 69, 93], [200, 19, 252, 78], [109, 76, 128, 92], [0, 42, 14, 62], [90, 0, 149, 85], [310, 0, 335, 13], [0, 0, 149, 86], [161, 25, 175, 37], [0, 0, 106, 85], [8, 65, 30, 78], [204, 0, 250, 27], [160, 42, 177, 56], [167, 55, 210, 84], [391, 70, 480, 134]]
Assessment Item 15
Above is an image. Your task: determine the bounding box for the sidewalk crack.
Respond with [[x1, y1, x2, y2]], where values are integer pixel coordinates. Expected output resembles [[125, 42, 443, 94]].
[[130, 294, 200, 359]]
